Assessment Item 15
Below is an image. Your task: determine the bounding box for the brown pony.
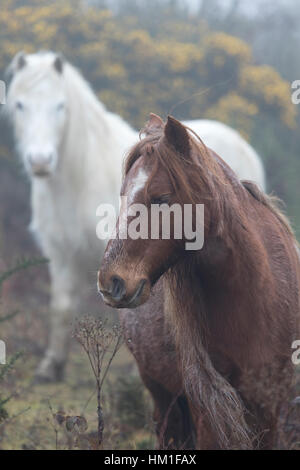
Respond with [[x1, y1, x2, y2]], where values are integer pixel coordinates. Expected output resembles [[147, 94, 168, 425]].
[[98, 114, 300, 449]]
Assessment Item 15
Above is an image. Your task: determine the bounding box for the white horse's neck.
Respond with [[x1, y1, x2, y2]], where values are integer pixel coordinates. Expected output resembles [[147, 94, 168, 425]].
[[59, 63, 134, 192]]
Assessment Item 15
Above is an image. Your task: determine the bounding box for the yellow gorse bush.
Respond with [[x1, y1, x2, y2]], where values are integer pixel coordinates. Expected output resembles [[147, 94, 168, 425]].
[[240, 65, 296, 128], [206, 93, 259, 139], [205, 32, 252, 63], [0, 0, 296, 136]]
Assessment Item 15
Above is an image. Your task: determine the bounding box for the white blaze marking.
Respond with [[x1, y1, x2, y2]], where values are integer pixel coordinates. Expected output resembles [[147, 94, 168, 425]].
[[118, 167, 149, 236], [129, 167, 149, 204]]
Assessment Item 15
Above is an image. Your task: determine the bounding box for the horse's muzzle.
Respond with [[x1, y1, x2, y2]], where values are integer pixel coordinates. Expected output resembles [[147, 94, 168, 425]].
[[97, 272, 150, 308], [27, 152, 55, 177]]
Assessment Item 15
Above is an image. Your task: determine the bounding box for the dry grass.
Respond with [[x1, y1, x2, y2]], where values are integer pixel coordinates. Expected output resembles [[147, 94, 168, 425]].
[[0, 266, 299, 450], [0, 276, 154, 450]]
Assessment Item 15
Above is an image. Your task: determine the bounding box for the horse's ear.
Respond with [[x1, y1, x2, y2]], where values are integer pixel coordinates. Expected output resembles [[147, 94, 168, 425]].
[[16, 52, 27, 70], [143, 113, 164, 135], [164, 116, 190, 158], [53, 53, 64, 74], [5, 51, 27, 82], [148, 113, 164, 130]]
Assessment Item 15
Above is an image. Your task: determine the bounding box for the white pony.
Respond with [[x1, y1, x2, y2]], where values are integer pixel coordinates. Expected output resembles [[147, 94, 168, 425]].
[[6, 51, 265, 382]]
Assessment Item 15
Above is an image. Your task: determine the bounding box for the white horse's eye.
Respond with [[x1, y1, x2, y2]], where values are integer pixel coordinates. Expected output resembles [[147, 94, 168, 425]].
[[16, 101, 24, 111], [56, 102, 65, 111]]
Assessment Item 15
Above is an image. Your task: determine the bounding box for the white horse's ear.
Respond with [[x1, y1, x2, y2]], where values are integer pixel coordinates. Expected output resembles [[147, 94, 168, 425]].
[[143, 113, 164, 135], [53, 54, 64, 74], [5, 51, 27, 82], [16, 51, 27, 70], [164, 116, 191, 159]]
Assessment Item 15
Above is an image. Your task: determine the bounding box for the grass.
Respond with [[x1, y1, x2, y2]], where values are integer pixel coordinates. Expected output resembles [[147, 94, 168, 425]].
[[0, 262, 155, 450], [0, 341, 155, 450], [1, 265, 299, 450]]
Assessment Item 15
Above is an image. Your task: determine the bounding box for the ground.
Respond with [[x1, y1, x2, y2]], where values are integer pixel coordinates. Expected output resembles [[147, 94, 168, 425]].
[[1, 265, 299, 450], [0, 267, 155, 450], [1, 341, 155, 450]]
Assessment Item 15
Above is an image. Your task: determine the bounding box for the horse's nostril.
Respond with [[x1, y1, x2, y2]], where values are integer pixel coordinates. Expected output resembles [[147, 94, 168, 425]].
[[110, 276, 126, 301]]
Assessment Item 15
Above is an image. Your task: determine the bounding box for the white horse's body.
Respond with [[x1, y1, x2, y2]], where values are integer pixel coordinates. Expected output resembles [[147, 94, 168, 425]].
[[184, 120, 265, 185], [6, 52, 265, 381]]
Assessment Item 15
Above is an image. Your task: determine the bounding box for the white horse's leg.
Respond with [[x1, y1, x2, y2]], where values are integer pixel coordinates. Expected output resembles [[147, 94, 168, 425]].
[[35, 258, 81, 382]]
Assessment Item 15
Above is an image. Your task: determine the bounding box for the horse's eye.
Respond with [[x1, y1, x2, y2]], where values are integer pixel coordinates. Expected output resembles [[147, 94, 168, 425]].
[[16, 101, 24, 111], [150, 196, 170, 205], [56, 102, 65, 111]]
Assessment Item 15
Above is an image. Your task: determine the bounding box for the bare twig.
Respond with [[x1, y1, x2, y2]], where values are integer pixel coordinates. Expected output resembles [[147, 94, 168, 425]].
[[73, 316, 123, 448]]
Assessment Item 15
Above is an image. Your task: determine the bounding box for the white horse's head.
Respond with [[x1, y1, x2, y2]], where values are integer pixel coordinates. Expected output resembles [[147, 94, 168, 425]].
[[6, 51, 68, 177]]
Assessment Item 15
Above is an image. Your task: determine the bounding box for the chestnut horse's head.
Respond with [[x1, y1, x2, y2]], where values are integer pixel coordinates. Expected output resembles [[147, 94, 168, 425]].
[[98, 114, 223, 308]]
